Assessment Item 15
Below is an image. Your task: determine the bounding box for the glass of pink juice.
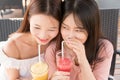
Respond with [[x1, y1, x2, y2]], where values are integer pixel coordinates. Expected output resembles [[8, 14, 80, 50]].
[[56, 52, 72, 72]]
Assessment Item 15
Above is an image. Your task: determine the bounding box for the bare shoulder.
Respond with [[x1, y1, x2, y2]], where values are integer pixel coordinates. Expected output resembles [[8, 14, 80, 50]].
[[3, 33, 24, 59]]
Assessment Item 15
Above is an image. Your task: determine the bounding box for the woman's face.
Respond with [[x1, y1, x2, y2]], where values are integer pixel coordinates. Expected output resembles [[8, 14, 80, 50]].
[[61, 14, 88, 44], [30, 14, 59, 45]]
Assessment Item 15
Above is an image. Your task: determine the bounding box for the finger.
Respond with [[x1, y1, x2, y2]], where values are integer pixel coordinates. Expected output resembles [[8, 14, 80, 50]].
[[55, 71, 70, 76], [52, 75, 70, 80], [67, 40, 83, 47], [65, 40, 85, 57], [68, 39, 85, 50], [65, 41, 83, 50], [66, 38, 82, 44]]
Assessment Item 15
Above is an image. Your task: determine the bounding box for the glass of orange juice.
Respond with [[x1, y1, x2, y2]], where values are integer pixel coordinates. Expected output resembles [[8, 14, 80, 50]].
[[31, 61, 48, 80]]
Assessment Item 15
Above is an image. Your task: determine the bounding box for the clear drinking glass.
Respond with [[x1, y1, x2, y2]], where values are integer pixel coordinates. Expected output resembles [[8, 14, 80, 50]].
[[31, 61, 48, 80], [56, 51, 72, 72]]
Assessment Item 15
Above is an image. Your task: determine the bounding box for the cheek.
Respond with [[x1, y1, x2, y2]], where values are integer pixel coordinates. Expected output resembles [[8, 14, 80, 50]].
[[61, 30, 67, 39], [76, 33, 88, 43], [30, 27, 39, 37], [83, 35, 88, 43], [50, 31, 59, 38]]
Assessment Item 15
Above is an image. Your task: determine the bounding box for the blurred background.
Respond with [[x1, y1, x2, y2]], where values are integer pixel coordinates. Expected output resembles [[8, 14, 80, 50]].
[[0, 0, 120, 80], [0, 0, 31, 19]]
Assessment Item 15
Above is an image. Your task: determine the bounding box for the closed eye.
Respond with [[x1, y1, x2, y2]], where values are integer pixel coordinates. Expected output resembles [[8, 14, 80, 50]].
[[63, 26, 67, 29], [62, 26, 69, 30], [75, 28, 86, 32], [48, 29, 56, 31], [75, 29, 81, 32], [48, 26, 58, 31], [34, 27, 40, 29]]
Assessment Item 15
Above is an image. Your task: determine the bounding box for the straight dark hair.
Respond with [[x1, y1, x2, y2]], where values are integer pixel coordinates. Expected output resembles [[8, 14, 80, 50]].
[[62, 0, 103, 65]]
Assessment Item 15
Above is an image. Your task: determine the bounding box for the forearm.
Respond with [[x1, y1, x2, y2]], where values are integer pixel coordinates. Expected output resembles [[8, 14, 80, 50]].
[[80, 59, 96, 80], [8, 77, 28, 80], [16, 77, 30, 80]]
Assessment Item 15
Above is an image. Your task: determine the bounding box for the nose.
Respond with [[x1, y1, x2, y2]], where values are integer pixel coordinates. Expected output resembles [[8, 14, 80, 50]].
[[38, 31, 47, 39], [67, 31, 74, 39]]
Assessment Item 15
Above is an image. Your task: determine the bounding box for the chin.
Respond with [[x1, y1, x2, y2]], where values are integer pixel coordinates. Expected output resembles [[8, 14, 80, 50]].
[[40, 41, 50, 45], [40, 43, 48, 45]]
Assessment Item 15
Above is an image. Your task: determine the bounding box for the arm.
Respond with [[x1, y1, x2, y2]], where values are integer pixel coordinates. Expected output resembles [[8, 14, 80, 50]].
[[6, 68, 30, 80], [3, 39, 21, 80], [66, 39, 96, 80], [70, 39, 113, 80], [72, 45, 96, 80], [92, 40, 114, 80], [6, 68, 19, 80], [45, 41, 57, 79]]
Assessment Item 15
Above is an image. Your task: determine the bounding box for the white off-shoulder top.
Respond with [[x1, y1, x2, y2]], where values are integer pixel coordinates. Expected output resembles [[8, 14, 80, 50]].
[[0, 41, 45, 80]]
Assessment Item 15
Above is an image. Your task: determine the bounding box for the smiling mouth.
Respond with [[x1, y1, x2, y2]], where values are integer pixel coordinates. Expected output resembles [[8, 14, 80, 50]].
[[40, 39, 49, 43]]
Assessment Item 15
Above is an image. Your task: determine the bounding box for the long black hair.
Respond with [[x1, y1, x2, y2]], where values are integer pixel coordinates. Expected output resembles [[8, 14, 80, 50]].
[[62, 0, 103, 65]]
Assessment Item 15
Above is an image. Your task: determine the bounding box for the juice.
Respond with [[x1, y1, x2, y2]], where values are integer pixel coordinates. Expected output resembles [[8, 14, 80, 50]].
[[57, 58, 72, 72], [31, 62, 48, 80]]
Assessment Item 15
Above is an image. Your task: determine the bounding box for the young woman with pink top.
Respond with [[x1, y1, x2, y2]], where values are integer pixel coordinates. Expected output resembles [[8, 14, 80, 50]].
[[50, 0, 114, 80]]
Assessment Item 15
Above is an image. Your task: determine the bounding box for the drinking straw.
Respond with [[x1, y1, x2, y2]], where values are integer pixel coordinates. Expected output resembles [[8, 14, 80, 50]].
[[38, 44, 41, 62], [61, 41, 64, 59]]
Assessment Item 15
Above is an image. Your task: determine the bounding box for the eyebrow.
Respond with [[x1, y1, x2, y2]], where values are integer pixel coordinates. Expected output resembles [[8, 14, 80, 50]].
[[62, 23, 84, 29], [34, 24, 58, 29], [62, 23, 69, 27], [62, 23, 79, 28], [34, 24, 41, 27]]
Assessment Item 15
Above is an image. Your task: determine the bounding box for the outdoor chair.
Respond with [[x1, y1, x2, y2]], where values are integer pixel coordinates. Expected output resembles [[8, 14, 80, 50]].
[[0, 18, 23, 41], [100, 9, 120, 80], [0, 0, 24, 17]]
